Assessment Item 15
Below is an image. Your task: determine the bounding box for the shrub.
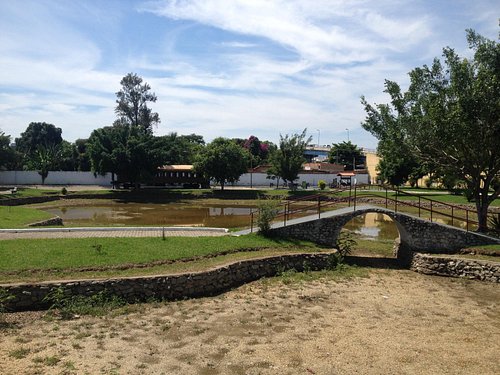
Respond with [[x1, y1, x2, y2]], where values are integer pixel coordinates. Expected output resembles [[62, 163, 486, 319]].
[[0, 289, 14, 314], [256, 195, 283, 234], [488, 214, 500, 237], [43, 287, 126, 319], [318, 180, 326, 190], [61, 187, 68, 195], [335, 231, 356, 257]]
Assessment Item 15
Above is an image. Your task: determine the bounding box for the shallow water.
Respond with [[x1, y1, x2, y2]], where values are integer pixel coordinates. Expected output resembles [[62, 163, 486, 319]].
[[43, 203, 255, 228], [343, 213, 399, 240]]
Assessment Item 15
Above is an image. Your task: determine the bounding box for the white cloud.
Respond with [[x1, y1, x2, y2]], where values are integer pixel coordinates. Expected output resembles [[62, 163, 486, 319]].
[[1, 0, 498, 150]]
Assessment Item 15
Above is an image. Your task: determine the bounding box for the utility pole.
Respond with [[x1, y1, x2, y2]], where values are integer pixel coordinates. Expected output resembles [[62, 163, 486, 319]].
[[316, 129, 320, 147]]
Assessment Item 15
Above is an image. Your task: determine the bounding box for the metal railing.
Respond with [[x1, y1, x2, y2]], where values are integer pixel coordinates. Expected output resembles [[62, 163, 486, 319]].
[[250, 185, 485, 233]]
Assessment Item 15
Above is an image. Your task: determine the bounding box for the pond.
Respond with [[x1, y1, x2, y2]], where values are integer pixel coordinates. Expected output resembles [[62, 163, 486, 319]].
[[42, 203, 256, 228], [343, 213, 399, 241]]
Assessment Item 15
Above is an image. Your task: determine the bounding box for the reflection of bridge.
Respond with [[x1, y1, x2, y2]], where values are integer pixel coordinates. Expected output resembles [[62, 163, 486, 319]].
[[238, 187, 500, 264]]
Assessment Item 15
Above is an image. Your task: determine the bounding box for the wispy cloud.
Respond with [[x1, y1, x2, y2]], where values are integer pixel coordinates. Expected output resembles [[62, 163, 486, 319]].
[[0, 0, 498, 148]]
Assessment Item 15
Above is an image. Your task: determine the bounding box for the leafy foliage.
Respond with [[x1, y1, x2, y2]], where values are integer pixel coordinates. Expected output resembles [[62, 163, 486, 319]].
[[43, 287, 126, 319], [336, 231, 356, 257], [15, 122, 63, 156], [0, 131, 15, 170], [256, 195, 282, 234], [268, 129, 311, 186], [88, 73, 165, 185], [362, 30, 500, 230], [328, 141, 364, 170], [193, 137, 249, 190], [115, 73, 160, 134]]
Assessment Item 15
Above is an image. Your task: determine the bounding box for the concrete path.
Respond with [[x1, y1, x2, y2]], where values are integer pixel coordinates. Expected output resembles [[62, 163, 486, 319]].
[[234, 205, 376, 235], [0, 227, 229, 240]]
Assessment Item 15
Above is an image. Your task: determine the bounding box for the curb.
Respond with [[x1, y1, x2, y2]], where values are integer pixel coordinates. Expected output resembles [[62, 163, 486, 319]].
[[0, 226, 229, 234]]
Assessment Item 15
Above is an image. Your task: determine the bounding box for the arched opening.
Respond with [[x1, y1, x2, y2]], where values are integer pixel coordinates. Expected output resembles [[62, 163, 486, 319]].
[[342, 213, 400, 259]]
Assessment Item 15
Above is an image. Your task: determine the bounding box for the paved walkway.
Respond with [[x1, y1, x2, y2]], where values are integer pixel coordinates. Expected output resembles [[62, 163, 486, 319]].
[[0, 227, 229, 240], [234, 205, 375, 235]]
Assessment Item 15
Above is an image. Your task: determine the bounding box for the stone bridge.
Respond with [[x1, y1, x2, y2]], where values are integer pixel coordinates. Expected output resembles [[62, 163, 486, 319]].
[[263, 205, 500, 265]]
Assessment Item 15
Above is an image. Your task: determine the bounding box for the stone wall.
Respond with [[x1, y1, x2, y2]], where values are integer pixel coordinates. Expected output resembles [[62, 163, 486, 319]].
[[27, 217, 63, 227], [410, 253, 500, 283], [1, 252, 337, 312], [269, 207, 500, 264]]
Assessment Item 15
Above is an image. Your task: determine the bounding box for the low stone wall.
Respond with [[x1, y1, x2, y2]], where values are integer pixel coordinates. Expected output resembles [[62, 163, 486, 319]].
[[27, 216, 63, 227], [1, 252, 337, 312], [410, 253, 500, 283]]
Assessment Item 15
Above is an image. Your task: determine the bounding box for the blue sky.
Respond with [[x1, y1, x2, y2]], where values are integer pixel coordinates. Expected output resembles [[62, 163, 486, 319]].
[[0, 0, 498, 149]]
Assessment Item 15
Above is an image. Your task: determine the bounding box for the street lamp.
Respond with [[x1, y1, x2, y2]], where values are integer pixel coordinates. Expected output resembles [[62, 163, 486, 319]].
[[316, 129, 320, 147], [346, 128, 350, 142]]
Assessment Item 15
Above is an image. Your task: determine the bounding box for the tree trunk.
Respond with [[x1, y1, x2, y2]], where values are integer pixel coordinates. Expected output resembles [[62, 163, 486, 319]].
[[475, 186, 490, 232], [220, 182, 225, 191]]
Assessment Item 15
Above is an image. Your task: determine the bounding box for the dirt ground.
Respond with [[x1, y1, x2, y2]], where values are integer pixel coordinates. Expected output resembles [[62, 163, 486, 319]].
[[1, 269, 499, 375]]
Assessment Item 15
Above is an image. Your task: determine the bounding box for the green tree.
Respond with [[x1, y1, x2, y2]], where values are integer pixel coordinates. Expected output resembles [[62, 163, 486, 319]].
[[193, 138, 249, 190], [328, 141, 364, 170], [0, 131, 15, 170], [15, 122, 63, 168], [362, 30, 500, 231], [27, 144, 61, 184], [74, 138, 91, 171], [268, 129, 311, 187], [154, 133, 205, 165], [115, 73, 160, 134], [88, 125, 162, 186], [89, 73, 164, 186]]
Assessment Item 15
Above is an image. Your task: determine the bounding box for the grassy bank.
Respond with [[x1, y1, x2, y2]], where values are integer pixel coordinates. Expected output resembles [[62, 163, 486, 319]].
[[0, 235, 325, 283], [0, 206, 53, 228]]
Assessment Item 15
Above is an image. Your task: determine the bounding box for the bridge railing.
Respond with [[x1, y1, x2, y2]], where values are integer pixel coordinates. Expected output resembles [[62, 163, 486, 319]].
[[249, 184, 488, 233]]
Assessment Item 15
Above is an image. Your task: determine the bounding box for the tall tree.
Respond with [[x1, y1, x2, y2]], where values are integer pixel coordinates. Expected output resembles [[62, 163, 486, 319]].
[[362, 30, 500, 231], [268, 129, 311, 187], [115, 73, 160, 134], [89, 73, 164, 186], [0, 131, 15, 170], [15, 122, 62, 158], [328, 141, 364, 170], [88, 124, 162, 186], [193, 138, 249, 190]]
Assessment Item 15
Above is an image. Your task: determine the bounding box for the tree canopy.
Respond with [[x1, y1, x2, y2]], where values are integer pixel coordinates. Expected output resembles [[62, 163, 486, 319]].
[[15, 122, 63, 156], [193, 138, 249, 190], [268, 129, 311, 186], [362, 29, 500, 231], [0, 131, 15, 171], [328, 141, 364, 170], [89, 73, 165, 186], [115, 73, 160, 134]]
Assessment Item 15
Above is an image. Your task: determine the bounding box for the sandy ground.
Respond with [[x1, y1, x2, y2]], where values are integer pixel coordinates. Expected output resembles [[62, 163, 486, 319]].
[[0, 269, 499, 375]]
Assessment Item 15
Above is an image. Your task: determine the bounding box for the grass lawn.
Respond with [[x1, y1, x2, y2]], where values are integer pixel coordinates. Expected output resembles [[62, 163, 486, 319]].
[[0, 235, 325, 283], [0, 206, 54, 228]]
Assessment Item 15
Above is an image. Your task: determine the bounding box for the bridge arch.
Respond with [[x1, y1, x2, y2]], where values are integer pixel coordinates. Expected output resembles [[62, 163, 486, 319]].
[[268, 206, 500, 266]]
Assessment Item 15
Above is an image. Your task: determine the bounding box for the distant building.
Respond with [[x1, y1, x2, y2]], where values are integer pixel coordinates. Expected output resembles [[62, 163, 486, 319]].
[[362, 149, 380, 184], [304, 145, 331, 162]]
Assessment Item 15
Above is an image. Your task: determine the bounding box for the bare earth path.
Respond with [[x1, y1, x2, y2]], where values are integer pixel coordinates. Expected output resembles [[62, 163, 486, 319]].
[[1, 269, 499, 375]]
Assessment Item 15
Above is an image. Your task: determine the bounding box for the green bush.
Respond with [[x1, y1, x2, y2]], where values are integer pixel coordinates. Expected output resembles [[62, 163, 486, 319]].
[[43, 287, 126, 319], [256, 195, 283, 234], [318, 180, 326, 190], [61, 187, 68, 195], [0, 289, 14, 314], [335, 231, 357, 257]]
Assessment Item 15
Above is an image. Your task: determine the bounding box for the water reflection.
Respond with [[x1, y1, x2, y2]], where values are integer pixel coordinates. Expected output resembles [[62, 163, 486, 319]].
[[343, 213, 399, 241], [42, 204, 255, 228]]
